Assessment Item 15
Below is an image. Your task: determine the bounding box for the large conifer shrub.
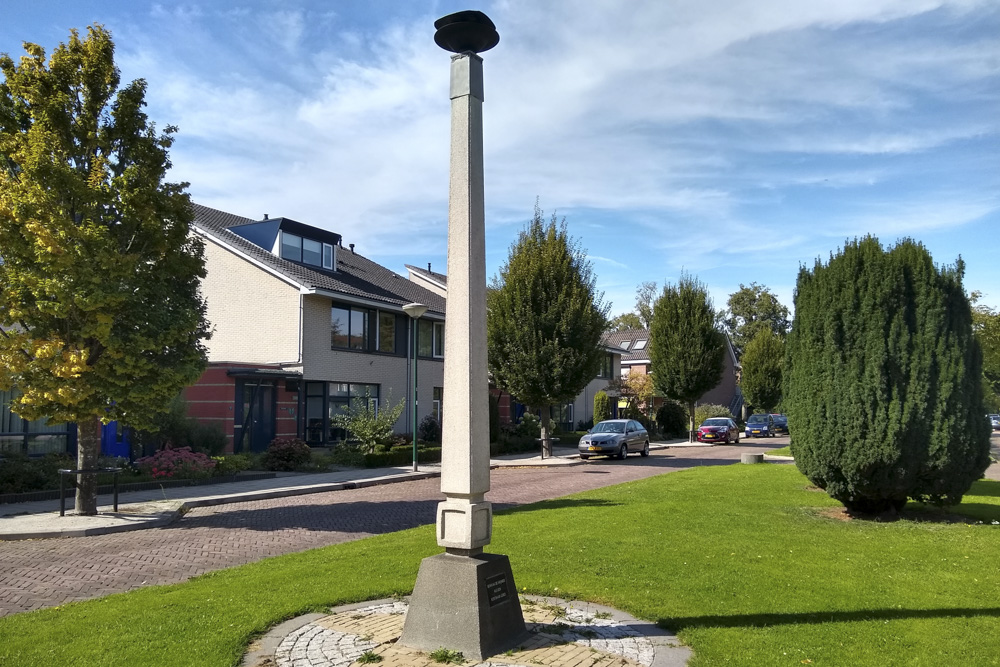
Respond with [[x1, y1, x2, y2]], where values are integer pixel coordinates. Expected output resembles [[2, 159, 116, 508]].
[[784, 237, 991, 515]]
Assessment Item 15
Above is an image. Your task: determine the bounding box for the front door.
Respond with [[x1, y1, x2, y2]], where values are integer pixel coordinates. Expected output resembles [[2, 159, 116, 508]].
[[239, 382, 275, 453]]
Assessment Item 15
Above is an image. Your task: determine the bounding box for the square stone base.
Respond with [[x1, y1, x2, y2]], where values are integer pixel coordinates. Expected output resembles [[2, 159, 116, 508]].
[[398, 552, 528, 660]]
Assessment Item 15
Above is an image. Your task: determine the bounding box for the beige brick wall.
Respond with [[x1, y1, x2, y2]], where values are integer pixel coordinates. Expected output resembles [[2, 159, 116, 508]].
[[301, 294, 444, 432], [200, 237, 301, 364], [566, 354, 620, 426]]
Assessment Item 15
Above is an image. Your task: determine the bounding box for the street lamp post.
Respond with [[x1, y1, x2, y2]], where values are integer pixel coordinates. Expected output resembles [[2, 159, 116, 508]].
[[402, 302, 428, 472], [399, 11, 527, 661]]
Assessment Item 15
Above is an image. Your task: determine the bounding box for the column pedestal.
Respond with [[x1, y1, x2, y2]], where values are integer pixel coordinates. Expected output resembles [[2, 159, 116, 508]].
[[399, 553, 528, 660]]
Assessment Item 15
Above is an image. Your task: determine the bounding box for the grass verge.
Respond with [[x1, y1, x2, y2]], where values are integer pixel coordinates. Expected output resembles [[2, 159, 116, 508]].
[[0, 465, 998, 666]]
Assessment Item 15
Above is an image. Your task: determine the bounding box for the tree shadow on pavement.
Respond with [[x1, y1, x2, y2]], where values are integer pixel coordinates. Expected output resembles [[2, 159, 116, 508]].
[[165, 497, 618, 533]]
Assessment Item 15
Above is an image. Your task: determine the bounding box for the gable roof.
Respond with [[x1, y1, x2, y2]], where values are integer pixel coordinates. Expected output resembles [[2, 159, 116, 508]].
[[191, 203, 446, 316], [604, 328, 653, 362], [405, 263, 448, 289], [604, 327, 740, 367]]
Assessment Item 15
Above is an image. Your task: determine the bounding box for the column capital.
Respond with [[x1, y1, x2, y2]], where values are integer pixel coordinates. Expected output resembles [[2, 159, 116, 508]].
[[450, 52, 484, 102]]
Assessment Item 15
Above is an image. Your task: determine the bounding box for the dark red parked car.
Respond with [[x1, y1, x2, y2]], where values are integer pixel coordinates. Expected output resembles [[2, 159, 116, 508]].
[[696, 417, 740, 444]]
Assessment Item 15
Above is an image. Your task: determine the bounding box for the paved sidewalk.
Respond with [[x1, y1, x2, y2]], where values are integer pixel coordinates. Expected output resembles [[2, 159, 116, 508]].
[[0, 443, 681, 540]]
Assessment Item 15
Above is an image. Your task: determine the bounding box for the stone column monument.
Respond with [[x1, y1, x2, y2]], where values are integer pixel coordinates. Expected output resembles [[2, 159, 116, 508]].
[[398, 11, 528, 661]]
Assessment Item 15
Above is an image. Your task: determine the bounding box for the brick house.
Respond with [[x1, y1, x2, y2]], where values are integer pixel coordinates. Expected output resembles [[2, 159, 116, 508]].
[[603, 328, 743, 418], [405, 264, 627, 431], [186, 204, 447, 453]]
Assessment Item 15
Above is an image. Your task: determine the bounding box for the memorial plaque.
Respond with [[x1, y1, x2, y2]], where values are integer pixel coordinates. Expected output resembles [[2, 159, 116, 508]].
[[485, 573, 509, 607]]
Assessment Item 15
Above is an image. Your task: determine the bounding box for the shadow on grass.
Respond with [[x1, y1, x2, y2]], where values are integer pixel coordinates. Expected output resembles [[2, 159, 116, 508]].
[[968, 480, 1000, 498], [495, 498, 619, 516], [904, 503, 1000, 524], [660, 607, 1000, 632]]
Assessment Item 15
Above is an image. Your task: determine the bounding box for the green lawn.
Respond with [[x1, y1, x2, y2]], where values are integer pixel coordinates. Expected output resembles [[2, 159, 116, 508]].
[[1, 464, 998, 666], [766, 445, 792, 456]]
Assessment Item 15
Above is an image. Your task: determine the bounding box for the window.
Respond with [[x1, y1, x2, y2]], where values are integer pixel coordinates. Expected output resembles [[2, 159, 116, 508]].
[[632, 339, 648, 351], [281, 231, 302, 262], [551, 403, 574, 430], [305, 382, 325, 443], [281, 231, 335, 270], [621, 340, 633, 350], [302, 238, 322, 266], [331, 304, 370, 351], [432, 387, 443, 422], [433, 322, 444, 358], [597, 353, 613, 378], [417, 320, 445, 358], [377, 311, 396, 353], [328, 383, 380, 442], [0, 389, 70, 455]]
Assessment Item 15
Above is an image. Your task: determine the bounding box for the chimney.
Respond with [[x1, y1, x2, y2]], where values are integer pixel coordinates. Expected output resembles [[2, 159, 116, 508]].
[[428, 262, 432, 272], [263, 213, 269, 220], [349, 243, 355, 253]]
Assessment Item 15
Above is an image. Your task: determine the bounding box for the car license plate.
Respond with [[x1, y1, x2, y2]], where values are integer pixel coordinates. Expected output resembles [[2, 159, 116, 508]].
[[752, 430, 761, 435], [588, 446, 598, 451], [704, 434, 715, 439]]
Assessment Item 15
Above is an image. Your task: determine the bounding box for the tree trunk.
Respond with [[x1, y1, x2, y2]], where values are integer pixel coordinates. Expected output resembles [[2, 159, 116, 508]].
[[539, 406, 552, 458], [75, 415, 102, 515], [688, 400, 696, 443]]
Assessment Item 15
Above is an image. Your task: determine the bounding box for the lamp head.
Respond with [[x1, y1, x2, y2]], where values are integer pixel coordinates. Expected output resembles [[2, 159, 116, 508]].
[[403, 302, 429, 319], [434, 10, 499, 54]]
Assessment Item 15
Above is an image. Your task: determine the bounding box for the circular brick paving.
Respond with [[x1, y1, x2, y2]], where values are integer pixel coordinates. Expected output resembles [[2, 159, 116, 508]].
[[249, 596, 690, 667]]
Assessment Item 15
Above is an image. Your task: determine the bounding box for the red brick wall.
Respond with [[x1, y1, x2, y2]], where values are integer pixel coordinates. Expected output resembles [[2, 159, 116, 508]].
[[183, 363, 301, 454]]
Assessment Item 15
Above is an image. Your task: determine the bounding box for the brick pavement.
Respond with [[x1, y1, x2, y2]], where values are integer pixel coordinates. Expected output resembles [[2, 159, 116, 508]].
[[0, 444, 777, 617]]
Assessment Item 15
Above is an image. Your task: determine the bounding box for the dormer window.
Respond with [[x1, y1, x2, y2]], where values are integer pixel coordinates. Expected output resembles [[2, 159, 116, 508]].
[[633, 339, 648, 351], [280, 231, 335, 270]]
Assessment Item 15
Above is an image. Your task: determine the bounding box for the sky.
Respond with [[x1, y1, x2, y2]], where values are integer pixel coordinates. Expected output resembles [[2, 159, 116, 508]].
[[3, 0, 999, 316]]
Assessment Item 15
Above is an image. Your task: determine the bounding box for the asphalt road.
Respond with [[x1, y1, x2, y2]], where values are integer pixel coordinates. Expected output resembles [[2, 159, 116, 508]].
[[0, 442, 781, 618]]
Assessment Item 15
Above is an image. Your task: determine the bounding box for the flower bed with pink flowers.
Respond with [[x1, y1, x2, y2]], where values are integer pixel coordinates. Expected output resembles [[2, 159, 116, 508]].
[[134, 447, 217, 480]]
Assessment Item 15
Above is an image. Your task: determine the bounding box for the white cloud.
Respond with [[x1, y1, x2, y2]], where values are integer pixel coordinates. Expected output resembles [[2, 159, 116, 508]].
[[87, 0, 999, 311]]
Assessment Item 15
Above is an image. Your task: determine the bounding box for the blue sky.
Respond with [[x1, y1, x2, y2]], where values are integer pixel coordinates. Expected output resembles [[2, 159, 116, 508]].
[[3, 1, 999, 315]]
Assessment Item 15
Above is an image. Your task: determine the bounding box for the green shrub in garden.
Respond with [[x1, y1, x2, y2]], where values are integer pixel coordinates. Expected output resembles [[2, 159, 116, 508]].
[[211, 453, 257, 476], [694, 404, 733, 428], [656, 400, 689, 438], [260, 438, 312, 472], [785, 236, 991, 515], [593, 391, 610, 423], [0, 453, 73, 494]]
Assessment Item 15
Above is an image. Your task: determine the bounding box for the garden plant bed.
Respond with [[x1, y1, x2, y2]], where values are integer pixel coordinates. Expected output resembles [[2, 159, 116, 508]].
[[0, 471, 277, 505]]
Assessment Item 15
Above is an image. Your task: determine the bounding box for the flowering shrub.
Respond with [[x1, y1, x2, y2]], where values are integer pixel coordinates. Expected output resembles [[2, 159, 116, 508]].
[[135, 447, 217, 480], [261, 437, 312, 471]]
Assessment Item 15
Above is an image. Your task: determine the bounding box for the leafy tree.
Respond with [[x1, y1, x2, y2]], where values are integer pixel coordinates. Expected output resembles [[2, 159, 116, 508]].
[[0, 26, 209, 514], [607, 311, 642, 333], [593, 390, 610, 423], [635, 281, 658, 329], [606, 372, 655, 419], [330, 392, 405, 453], [971, 291, 1000, 411], [723, 282, 790, 358], [487, 203, 609, 456], [648, 273, 725, 440], [785, 237, 990, 516], [740, 328, 784, 413]]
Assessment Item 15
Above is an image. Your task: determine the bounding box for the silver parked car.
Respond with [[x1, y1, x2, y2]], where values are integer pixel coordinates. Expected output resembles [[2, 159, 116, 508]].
[[579, 419, 650, 460]]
